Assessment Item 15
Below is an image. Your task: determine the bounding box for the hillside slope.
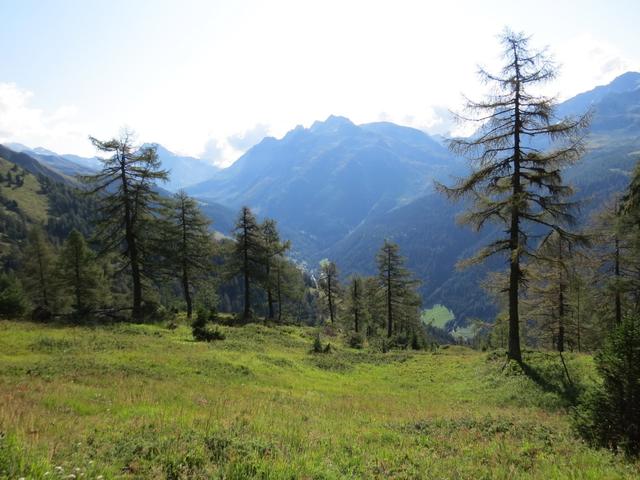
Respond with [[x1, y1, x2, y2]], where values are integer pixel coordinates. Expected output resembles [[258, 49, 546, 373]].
[[1, 320, 637, 479], [0, 155, 95, 263]]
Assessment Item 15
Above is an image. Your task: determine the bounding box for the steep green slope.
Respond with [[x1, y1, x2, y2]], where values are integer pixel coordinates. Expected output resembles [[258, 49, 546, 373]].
[[0, 157, 49, 223], [1, 320, 638, 479], [0, 156, 95, 261]]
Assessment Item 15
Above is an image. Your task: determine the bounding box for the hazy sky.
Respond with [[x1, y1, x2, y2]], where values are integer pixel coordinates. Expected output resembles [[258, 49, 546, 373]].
[[1, 0, 639, 165]]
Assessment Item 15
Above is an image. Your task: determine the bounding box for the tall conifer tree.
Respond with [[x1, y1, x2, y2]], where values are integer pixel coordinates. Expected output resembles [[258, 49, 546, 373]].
[[437, 30, 589, 361], [233, 206, 264, 320], [163, 191, 213, 318], [82, 130, 168, 320]]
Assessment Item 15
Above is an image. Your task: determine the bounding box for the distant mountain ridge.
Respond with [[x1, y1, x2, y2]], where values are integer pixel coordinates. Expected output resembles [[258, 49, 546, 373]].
[[142, 143, 219, 191], [187, 115, 463, 254]]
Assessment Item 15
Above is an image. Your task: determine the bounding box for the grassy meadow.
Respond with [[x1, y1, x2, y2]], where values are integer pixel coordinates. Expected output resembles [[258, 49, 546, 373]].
[[1, 319, 639, 479]]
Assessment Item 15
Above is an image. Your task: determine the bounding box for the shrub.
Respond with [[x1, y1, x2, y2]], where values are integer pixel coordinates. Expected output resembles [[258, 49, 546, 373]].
[[192, 308, 225, 342], [310, 333, 333, 353], [140, 301, 170, 323], [311, 333, 323, 353], [573, 316, 640, 456], [347, 332, 364, 349]]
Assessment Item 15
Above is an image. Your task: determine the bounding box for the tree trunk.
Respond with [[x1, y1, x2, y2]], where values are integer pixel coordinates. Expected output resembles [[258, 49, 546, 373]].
[[266, 261, 274, 320], [387, 249, 393, 338], [120, 146, 143, 321], [276, 265, 283, 323], [36, 242, 49, 308], [182, 263, 192, 318], [74, 242, 81, 312], [179, 198, 193, 318], [354, 280, 360, 333], [327, 273, 334, 323], [507, 48, 523, 362], [557, 240, 565, 353], [243, 210, 251, 319], [576, 282, 581, 352], [614, 235, 622, 325]]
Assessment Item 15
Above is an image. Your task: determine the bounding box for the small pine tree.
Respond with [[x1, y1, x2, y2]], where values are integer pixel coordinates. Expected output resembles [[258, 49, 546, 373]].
[[22, 228, 56, 314], [318, 259, 340, 324], [574, 316, 640, 456], [376, 240, 421, 339], [192, 306, 225, 342], [58, 229, 107, 316], [261, 219, 290, 321], [161, 191, 213, 318], [312, 333, 323, 353], [0, 273, 28, 318]]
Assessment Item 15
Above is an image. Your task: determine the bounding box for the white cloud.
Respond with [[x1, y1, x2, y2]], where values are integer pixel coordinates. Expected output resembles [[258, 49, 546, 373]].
[[555, 34, 640, 99], [227, 123, 270, 151], [200, 138, 226, 166], [0, 82, 88, 154]]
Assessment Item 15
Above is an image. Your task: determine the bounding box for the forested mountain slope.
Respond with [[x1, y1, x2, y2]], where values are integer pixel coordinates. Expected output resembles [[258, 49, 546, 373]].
[[0, 155, 95, 268]]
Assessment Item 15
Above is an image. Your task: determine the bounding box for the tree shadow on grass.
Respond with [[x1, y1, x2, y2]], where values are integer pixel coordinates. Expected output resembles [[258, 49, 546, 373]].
[[517, 353, 584, 408]]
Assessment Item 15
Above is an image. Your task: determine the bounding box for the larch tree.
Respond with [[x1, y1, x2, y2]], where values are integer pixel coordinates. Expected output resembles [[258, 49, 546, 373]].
[[58, 229, 107, 315], [318, 259, 340, 324], [437, 29, 589, 361], [347, 275, 368, 333], [82, 130, 168, 321], [163, 191, 213, 318], [22, 228, 56, 313], [233, 206, 265, 320], [589, 199, 629, 327], [261, 219, 290, 321], [525, 231, 579, 352], [376, 240, 420, 338]]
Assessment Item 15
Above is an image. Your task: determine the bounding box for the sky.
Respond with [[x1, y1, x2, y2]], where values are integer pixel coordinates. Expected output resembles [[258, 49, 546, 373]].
[[1, 0, 639, 166]]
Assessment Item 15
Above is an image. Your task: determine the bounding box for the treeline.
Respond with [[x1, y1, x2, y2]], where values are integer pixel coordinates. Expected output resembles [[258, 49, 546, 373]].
[[0, 131, 435, 349], [0, 133, 316, 325], [314, 239, 429, 349]]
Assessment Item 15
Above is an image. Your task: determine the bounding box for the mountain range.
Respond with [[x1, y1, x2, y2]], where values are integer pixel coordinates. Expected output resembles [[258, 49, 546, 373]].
[[186, 72, 640, 326], [3, 72, 640, 330], [2, 142, 220, 192]]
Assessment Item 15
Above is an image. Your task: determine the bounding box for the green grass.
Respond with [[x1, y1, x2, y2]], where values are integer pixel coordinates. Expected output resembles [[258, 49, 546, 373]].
[[0, 157, 49, 223], [421, 304, 455, 330], [1, 320, 638, 479]]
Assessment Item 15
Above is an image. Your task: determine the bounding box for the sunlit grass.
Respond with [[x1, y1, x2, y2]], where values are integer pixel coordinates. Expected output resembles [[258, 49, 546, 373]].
[[0, 320, 638, 479]]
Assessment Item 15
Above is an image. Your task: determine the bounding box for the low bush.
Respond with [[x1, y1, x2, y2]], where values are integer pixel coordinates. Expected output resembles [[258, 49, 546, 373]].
[[192, 308, 226, 342], [347, 332, 364, 349]]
